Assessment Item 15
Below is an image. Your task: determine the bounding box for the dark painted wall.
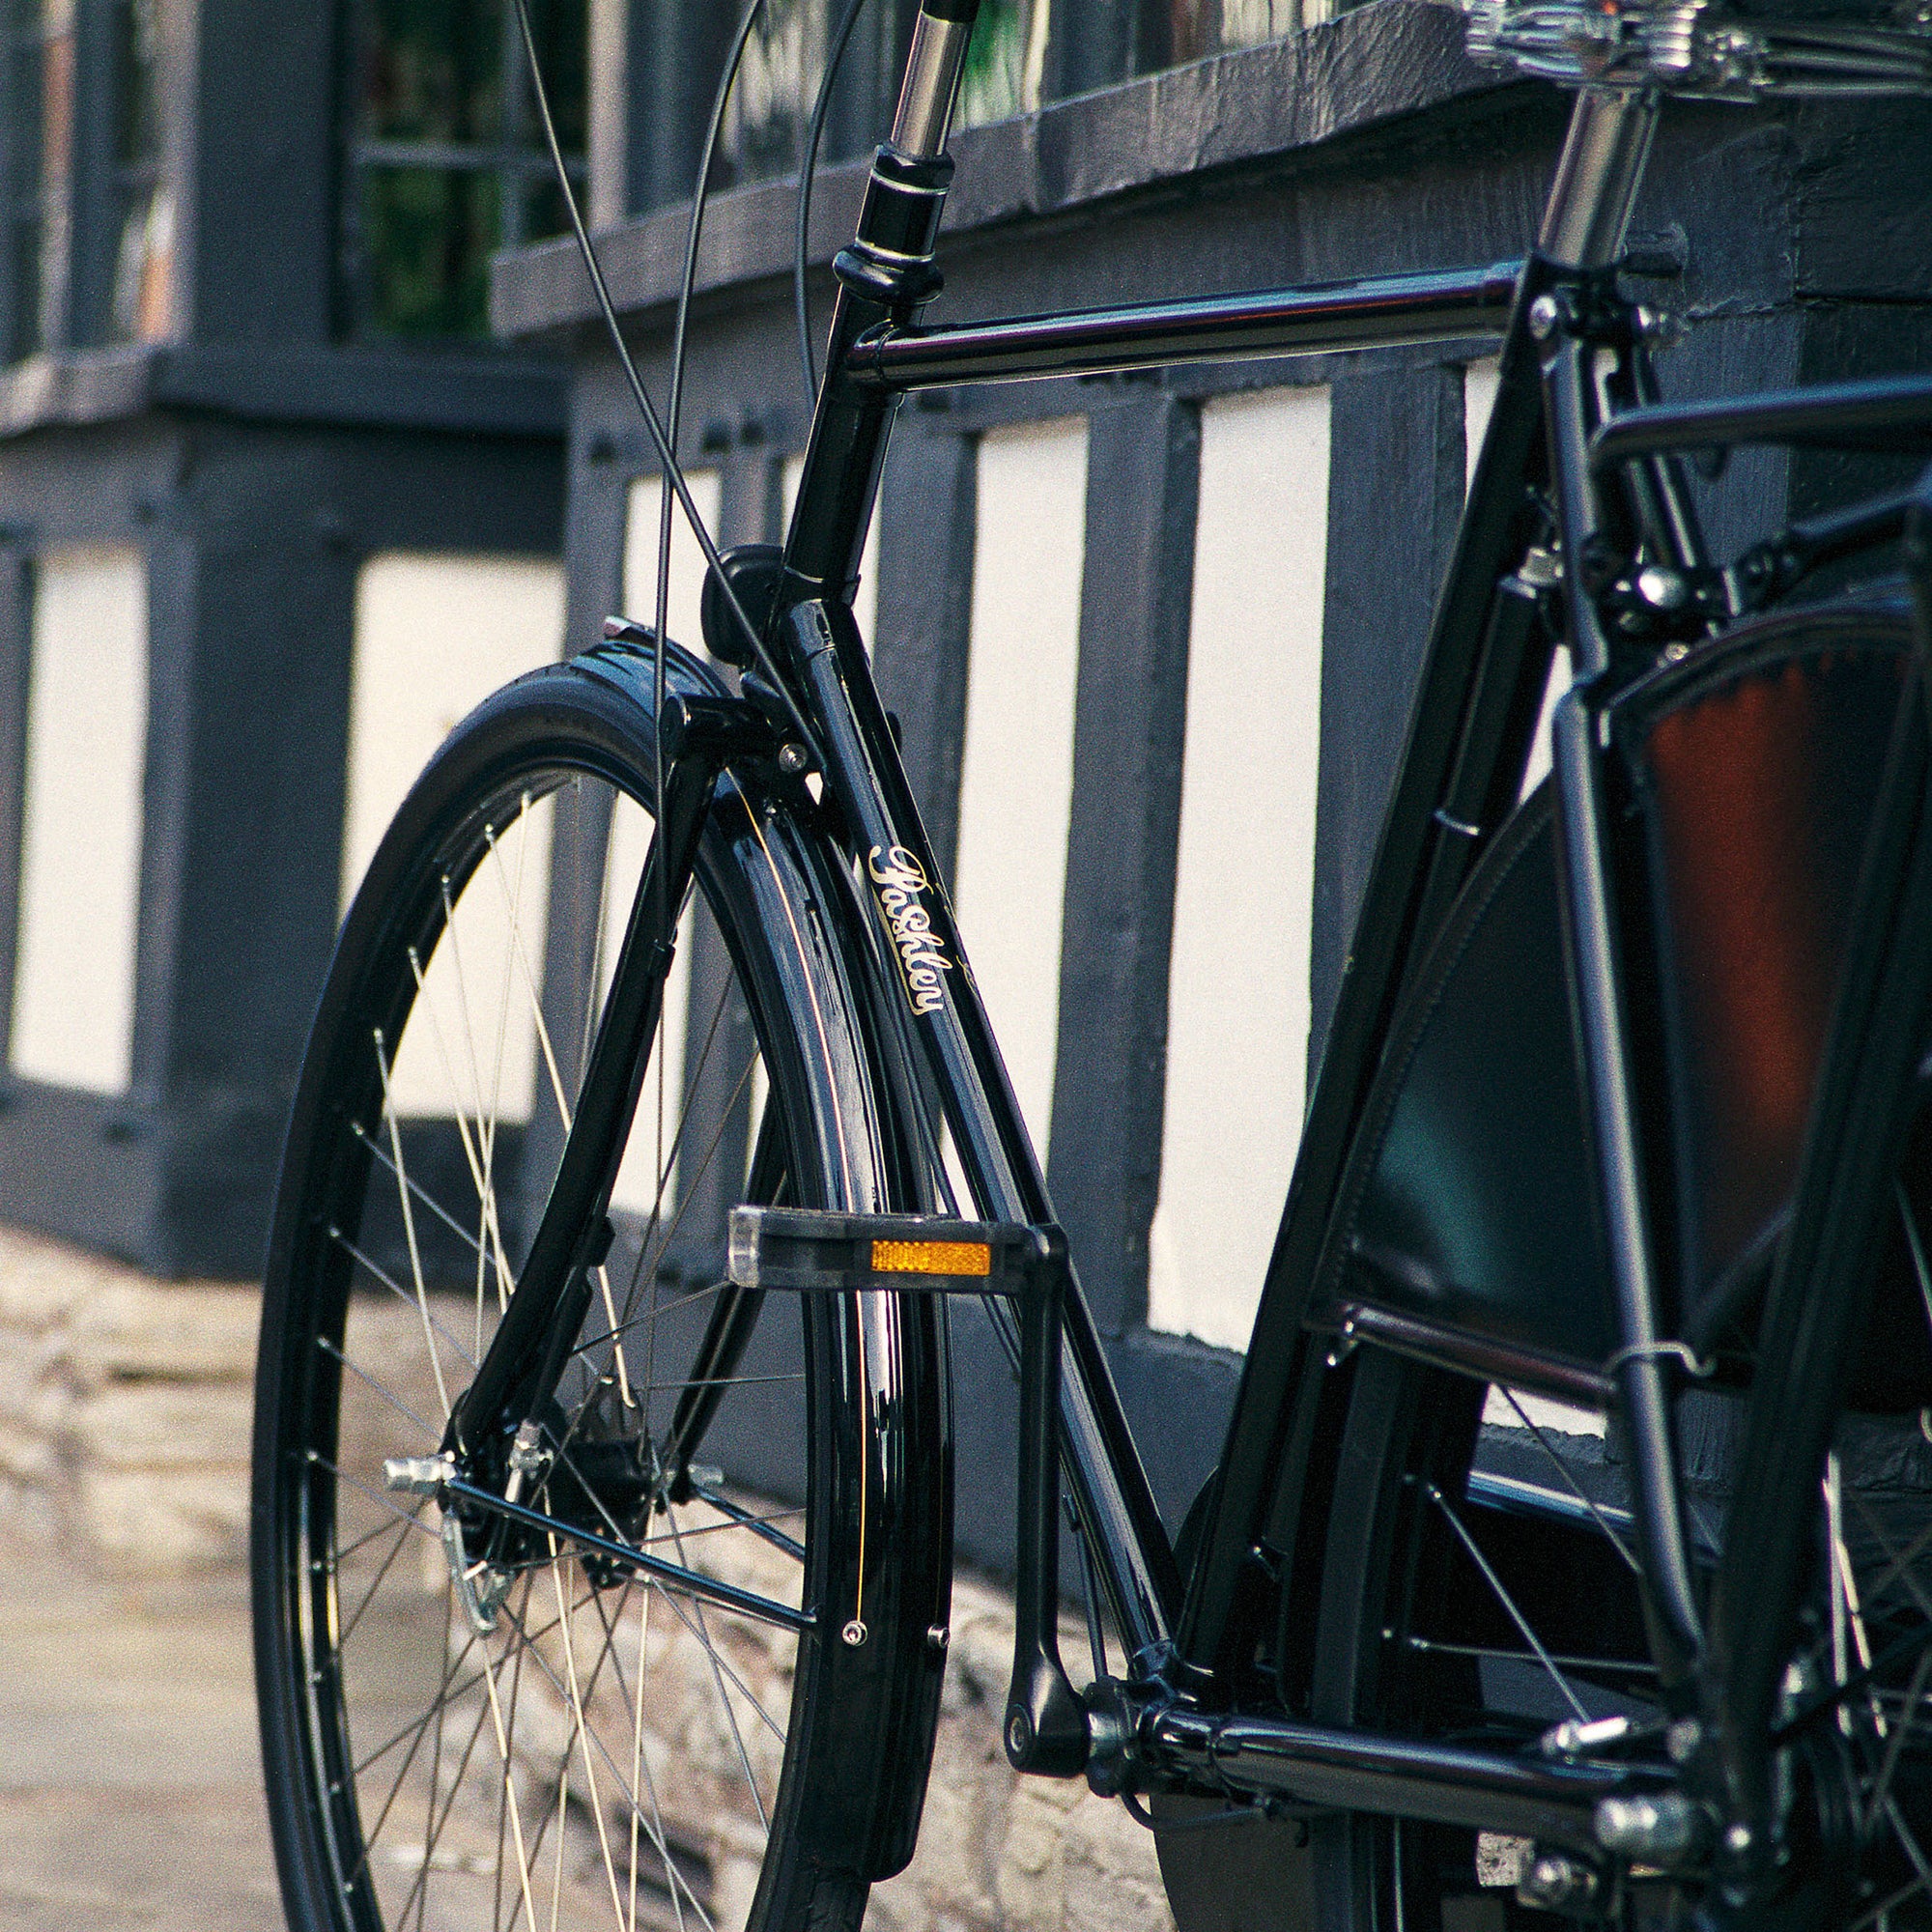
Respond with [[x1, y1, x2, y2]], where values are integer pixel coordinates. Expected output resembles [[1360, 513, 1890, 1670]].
[[0, 412, 566, 1273], [0, 0, 573, 1273]]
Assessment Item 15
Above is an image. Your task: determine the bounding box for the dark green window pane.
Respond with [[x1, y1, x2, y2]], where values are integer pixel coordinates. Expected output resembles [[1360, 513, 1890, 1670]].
[[115, 0, 160, 167], [360, 0, 504, 145], [9, 218, 38, 359], [522, 171, 580, 245], [958, 0, 1037, 126], [520, 0, 586, 156], [357, 163, 499, 338], [341, 0, 584, 340]]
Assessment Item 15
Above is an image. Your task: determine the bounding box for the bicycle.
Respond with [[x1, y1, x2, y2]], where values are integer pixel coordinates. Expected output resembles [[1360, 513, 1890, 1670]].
[[248, 0, 1932, 1928]]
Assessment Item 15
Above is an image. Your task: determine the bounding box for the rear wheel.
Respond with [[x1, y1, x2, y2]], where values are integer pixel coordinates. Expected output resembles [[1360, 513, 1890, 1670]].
[[1306, 1350, 1932, 1932], [252, 645, 949, 1932]]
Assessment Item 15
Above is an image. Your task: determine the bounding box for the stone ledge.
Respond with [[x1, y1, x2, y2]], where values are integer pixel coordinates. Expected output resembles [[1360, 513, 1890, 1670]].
[[0, 1224, 255, 1570], [0, 342, 570, 445]]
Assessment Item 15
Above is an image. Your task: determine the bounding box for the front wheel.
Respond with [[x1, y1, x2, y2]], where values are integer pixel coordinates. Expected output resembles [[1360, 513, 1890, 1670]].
[[251, 643, 950, 1932]]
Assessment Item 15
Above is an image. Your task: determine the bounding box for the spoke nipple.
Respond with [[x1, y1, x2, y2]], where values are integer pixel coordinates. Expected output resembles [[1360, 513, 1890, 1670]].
[[841, 1619, 867, 1647], [926, 1624, 949, 1652]]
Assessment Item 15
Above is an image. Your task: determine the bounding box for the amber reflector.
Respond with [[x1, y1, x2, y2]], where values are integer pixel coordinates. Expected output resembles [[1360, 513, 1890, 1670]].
[[870, 1237, 991, 1277]]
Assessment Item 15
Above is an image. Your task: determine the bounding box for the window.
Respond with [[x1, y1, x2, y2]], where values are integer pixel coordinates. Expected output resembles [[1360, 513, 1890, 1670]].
[[341, 0, 587, 341], [107, 0, 165, 343], [1182, 0, 1337, 58], [2, 0, 173, 363], [957, 0, 1046, 127], [4, 0, 42, 361], [713, 0, 913, 196], [949, 0, 1345, 132]]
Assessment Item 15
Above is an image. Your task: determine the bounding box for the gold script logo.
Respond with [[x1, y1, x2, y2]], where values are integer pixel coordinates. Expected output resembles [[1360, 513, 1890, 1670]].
[[867, 846, 952, 1016]]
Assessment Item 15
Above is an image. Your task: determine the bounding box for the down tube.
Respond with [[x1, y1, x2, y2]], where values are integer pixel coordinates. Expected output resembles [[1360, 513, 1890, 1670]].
[[781, 593, 1185, 1662]]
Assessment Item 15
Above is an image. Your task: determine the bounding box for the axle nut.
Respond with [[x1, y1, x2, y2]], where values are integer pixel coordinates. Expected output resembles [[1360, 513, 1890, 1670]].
[[1595, 1793, 1705, 1865], [1518, 1852, 1602, 1915]]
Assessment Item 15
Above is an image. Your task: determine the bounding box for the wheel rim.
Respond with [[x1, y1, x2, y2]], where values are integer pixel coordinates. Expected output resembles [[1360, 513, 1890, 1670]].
[[263, 738, 842, 1932]]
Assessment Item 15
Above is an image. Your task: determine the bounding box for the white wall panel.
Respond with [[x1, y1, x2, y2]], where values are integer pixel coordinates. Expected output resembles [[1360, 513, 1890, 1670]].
[[623, 469, 722, 652], [346, 553, 565, 1122], [11, 547, 150, 1094], [1149, 385, 1330, 1351], [1464, 355, 1502, 491], [952, 416, 1089, 1156]]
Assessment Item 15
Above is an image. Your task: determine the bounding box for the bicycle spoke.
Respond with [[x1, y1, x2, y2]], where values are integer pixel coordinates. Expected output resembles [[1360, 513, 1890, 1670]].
[[402, 937, 519, 1327], [321, 1333, 439, 1447], [384, 1671, 497, 1925], [667, 1513, 771, 1829], [686, 1487, 807, 1565], [417, 1587, 457, 1929], [354, 1118, 488, 1261], [1397, 1633, 1658, 1678], [1425, 1481, 1591, 1722], [338, 1514, 420, 1647], [375, 1030, 453, 1422], [1866, 1644, 1932, 1830], [496, 1593, 721, 1932], [1492, 1388, 1638, 1573], [328, 1225, 478, 1370]]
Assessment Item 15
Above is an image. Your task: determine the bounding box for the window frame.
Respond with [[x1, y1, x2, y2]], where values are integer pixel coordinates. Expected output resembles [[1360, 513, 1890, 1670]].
[[335, 0, 588, 344], [0, 0, 172, 369]]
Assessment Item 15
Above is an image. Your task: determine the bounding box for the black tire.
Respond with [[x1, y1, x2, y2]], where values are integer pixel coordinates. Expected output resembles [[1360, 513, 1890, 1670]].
[[252, 642, 949, 1932]]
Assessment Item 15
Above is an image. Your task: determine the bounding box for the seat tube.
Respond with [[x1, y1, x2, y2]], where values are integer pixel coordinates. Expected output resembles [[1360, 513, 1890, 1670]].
[[781, 1, 980, 606], [1537, 83, 1705, 1683]]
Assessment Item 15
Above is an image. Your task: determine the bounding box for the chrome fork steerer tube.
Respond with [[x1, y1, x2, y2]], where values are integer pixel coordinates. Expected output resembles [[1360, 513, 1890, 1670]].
[[892, 5, 977, 157], [1538, 87, 1660, 270]]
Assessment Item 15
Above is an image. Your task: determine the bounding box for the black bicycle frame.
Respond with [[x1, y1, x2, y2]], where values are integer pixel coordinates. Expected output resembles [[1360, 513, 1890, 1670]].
[[552, 4, 1932, 1859], [761, 28, 1640, 1717]]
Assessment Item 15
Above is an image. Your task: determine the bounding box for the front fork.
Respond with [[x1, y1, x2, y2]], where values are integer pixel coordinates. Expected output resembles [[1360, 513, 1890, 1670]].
[[438, 693, 768, 1494]]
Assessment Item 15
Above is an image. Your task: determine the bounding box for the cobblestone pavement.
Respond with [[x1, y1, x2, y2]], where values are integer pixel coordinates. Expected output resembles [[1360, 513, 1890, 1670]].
[[0, 1533, 285, 1931]]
